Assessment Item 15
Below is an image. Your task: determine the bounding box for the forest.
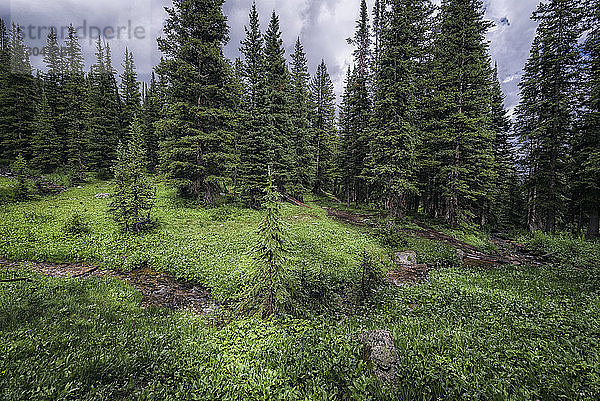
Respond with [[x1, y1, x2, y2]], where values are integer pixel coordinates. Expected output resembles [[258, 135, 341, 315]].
[[0, 0, 599, 399]]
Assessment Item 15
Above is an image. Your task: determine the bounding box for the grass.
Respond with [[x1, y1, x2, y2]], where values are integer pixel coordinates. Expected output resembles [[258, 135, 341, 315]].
[[2, 261, 599, 400], [0, 180, 392, 303], [1, 181, 600, 399]]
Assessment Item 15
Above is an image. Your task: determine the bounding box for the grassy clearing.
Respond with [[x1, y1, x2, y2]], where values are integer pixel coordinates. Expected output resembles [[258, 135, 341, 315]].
[[0, 181, 392, 303], [2, 181, 600, 399], [2, 261, 599, 400], [517, 230, 600, 269]]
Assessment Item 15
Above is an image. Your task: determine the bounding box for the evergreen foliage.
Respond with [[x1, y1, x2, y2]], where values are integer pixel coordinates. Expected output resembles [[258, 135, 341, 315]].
[[245, 168, 289, 318], [515, 0, 584, 232], [309, 60, 337, 195], [120, 49, 142, 140], [289, 37, 313, 200], [108, 118, 156, 233], [156, 0, 235, 205]]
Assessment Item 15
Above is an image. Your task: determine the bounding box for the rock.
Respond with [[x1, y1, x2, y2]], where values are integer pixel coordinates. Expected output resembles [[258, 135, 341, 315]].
[[393, 250, 417, 267], [359, 330, 399, 387], [95, 193, 110, 199], [456, 249, 465, 263]]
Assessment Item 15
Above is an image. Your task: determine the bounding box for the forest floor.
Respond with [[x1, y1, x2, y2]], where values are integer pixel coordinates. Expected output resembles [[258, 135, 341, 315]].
[[1, 179, 600, 400]]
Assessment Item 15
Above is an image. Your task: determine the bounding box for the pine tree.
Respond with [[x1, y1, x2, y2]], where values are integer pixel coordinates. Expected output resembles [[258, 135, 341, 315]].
[[263, 11, 294, 190], [245, 167, 289, 318], [156, 0, 235, 205], [31, 91, 62, 172], [0, 23, 36, 162], [42, 28, 67, 163], [309, 60, 337, 195], [289, 37, 313, 200], [63, 25, 87, 179], [344, 0, 373, 203], [515, 0, 583, 232], [366, 0, 432, 217], [489, 63, 522, 228], [238, 3, 270, 207], [424, 0, 495, 226], [85, 38, 122, 177], [580, 0, 600, 236], [120, 48, 142, 139], [109, 118, 155, 233], [141, 72, 162, 172], [339, 66, 354, 205]]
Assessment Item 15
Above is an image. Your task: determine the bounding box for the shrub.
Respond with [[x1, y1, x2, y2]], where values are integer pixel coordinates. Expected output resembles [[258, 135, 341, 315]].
[[63, 213, 90, 235]]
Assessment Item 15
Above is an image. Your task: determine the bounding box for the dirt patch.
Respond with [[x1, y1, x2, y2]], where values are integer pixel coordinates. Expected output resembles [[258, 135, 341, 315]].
[[325, 208, 385, 226], [0, 259, 214, 313]]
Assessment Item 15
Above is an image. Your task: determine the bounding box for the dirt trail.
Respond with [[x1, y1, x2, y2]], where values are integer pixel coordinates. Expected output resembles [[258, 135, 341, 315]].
[[324, 206, 546, 268], [0, 259, 214, 313]]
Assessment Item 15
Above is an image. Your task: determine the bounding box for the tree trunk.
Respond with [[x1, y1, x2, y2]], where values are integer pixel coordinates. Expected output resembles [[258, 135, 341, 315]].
[[588, 205, 599, 238]]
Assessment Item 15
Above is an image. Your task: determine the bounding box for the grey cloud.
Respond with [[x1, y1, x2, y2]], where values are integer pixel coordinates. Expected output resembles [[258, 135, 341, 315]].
[[4, 0, 539, 113]]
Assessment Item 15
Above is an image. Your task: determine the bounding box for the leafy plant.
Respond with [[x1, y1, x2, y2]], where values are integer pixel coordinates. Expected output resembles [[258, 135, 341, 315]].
[[63, 212, 90, 235]]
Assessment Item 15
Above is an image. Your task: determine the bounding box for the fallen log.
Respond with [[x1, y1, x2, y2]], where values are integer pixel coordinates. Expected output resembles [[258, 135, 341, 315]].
[[283, 194, 312, 209]]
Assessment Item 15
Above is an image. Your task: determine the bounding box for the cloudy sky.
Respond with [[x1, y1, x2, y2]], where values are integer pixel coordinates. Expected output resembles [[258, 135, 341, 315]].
[[1, 0, 540, 114]]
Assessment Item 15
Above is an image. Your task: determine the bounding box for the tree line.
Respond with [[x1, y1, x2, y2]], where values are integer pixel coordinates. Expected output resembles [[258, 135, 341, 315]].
[[0, 0, 598, 236]]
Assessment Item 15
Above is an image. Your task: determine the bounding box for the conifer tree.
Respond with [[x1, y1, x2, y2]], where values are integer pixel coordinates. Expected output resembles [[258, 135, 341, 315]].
[[344, 0, 373, 203], [85, 38, 122, 176], [515, 0, 583, 232], [489, 63, 521, 228], [141, 72, 162, 172], [424, 0, 495, 225], [289, 37, 313, 200], [246, 167, 289, 318], [156, 0, 235, 205], [120, 49, 141, 139], [109, 118, 155, 233], [0, 18, 10, 163], [309, 60, 337, 195], [0, 23, 35, 161], [63, 25, 87, 179], [579, 0, 600, 236], [42, 28, 67, 162], [31, 91, 61, 172], [263, 11, 294, 190], [366, 0, 432, 216], [238, 3, 270, 207]]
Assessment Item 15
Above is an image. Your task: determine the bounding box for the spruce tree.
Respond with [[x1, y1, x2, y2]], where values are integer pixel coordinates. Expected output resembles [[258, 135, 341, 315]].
[[141, 72, 162, 172], [366, 0, 432, 217], [489, 63, 521, 228], [109, 118, 155, 233], [238, 3, 270, 207], [85, 39, 122, 177], [580, 0, 600, 236], [42, 28, 67, 163], [120, 49, 142, 139], [263, 11, 294, 190], [156, 0, 235, 205], [63, 25, 87, 179], [245, 167, 289, 318], [515, 0, 583, 232], [344, 0, 372, 203], [289, 37, 313, 200], [0, 18, 10, 163], [0, 23, 36, 162], [309, 60, 337, 195], [31, 91, 62, 172], [425, 0, 495, 226]]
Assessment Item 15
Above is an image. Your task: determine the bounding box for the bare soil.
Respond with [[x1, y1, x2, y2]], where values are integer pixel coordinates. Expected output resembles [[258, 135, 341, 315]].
[[0, 259, 214, 313]]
